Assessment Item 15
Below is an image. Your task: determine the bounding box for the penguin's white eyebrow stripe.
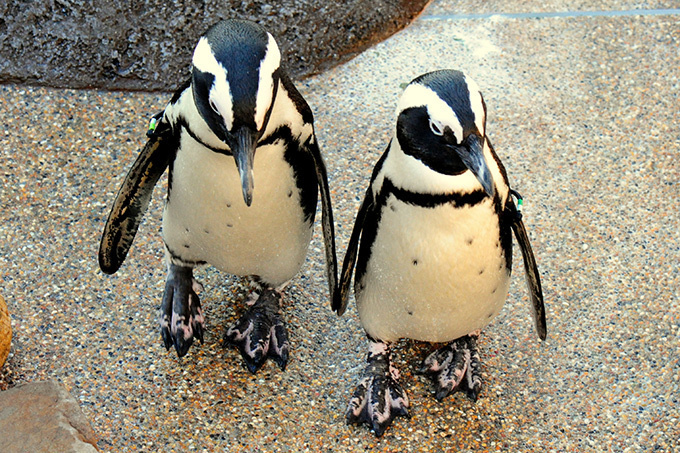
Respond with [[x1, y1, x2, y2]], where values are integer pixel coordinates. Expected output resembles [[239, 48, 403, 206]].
[[192, 37, 233, 130], [192, 37, 232, 80], [396, 84, 464, 141], [464, 75, 485, 134], [254, 33, 281, 130]]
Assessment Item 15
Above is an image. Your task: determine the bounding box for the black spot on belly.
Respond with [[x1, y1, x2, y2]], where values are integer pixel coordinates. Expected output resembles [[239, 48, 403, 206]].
[[226, 223, 233, 228], [478, 268, 485, 275], [491, 286, 497, 294], [288, 190, 293, 198], [487, 312, 494, 319], [185, 227, 190, 233], [226, 203, 232, 208], [390, 203, 397, 212], [407, 310, 414, 316], [467, 238, 474, 245], [203, 229, 210, 234], [412, 259, 418, 266], [183, 244, 190, 249]]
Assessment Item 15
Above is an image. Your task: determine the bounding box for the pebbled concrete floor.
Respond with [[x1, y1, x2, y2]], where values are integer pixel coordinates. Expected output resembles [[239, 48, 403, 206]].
[[1, 0, 678, 451]]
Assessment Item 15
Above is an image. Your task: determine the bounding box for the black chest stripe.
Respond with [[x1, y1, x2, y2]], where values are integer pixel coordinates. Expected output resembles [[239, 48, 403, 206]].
[[356, 177, 489, 281], [380, 177, 488, 209], [178, 116, 232, 155]]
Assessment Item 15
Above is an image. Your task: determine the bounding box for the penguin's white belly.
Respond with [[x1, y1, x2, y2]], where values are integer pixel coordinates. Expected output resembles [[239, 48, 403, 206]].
[[162, 135, 313, 286], [357, 196, 510, 343]]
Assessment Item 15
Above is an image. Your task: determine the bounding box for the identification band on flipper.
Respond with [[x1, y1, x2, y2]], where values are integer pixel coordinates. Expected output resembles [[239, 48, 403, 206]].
[[509, 188, 524, 221], [147, 111, 166, 138]]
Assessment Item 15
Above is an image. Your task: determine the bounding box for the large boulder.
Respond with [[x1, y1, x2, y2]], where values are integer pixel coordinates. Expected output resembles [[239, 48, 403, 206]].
[[0, 380, 99, 452], [0, 295, 10, 368], [0, 0, 429, 91]]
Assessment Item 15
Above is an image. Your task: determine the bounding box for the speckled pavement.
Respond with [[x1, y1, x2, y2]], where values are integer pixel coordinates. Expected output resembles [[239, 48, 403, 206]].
[[1, 1, 679, 451]]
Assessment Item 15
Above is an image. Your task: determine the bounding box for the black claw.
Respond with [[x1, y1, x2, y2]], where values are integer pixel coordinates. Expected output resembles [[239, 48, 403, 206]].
[[159, 263, 205, 357], [224, 288, 290, 373], [173, 335, 193, 358], [372, 421, 388, 438], [435, 386, 452, 402], [242, 349, 266, 374], [194, 322, 204, 345], [161, 324, 173, 351]]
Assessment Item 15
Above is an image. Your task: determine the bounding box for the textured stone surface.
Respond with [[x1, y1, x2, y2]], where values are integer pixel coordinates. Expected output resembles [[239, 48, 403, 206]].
[[0, 380, 98, 452], [0, 0, 679, 451], [0, 0, 429, 91], [0, 294, 10, 368]]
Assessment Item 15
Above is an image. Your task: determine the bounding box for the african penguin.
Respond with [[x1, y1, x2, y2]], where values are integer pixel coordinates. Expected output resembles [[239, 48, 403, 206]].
[[334, 70, 546, 436], [99, 19, 338, 374]]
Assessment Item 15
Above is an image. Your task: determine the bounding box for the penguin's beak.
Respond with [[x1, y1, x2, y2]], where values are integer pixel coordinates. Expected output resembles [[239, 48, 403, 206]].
[[456, 134, 495, 198], [231, 127, 257, 206]]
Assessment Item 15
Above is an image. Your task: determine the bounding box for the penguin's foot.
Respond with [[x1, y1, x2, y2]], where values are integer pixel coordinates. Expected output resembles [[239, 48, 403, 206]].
[[346, 340, 410, 437], [223, 288, 289, 374], [159, 263, 205, 358], [419, 333, 482, 401]]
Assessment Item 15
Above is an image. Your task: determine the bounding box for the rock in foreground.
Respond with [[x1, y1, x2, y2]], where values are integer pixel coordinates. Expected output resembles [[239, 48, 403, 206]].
[[0, 380, 99, 453]]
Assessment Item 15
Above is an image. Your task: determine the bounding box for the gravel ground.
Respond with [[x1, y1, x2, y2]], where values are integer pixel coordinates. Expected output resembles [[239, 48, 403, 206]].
[[1, 0, 679, 451]]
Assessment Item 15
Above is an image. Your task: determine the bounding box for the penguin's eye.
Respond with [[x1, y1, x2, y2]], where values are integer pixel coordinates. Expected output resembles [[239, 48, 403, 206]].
[[209, 99, 219, 114], [429, 119, 444, 136]]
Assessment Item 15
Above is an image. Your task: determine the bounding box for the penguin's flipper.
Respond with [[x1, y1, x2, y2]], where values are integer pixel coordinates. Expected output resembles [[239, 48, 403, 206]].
[[307, 136, 338, 305], [333, 186, 372, 315], [334, 146, 390, 314], [507, 196, 547, 340], [98, 115, 175, 274]]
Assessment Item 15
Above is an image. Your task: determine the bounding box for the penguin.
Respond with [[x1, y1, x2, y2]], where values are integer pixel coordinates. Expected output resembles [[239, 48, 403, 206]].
[[334, 70, 546, 436], [98, 19, 338, 374]]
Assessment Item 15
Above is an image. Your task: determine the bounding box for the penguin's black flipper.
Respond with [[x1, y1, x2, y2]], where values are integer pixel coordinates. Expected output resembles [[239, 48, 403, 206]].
[[306, 136, 338, 306], [334, 147, 389, 315], [333, 186, 372, 315], [98, 114, 176, 274], [507, 195, 547, 340], [279, 72, 338, 307]]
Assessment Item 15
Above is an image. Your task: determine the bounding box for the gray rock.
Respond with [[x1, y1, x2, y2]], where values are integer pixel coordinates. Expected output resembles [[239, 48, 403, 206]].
[[0, 380, 98, 453], [0, 0, 429, 91]]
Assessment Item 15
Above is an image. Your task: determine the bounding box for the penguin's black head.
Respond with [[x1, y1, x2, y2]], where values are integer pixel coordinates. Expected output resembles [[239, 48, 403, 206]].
[[191, 19, 282, 206], [395, 70, 494, 197]]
